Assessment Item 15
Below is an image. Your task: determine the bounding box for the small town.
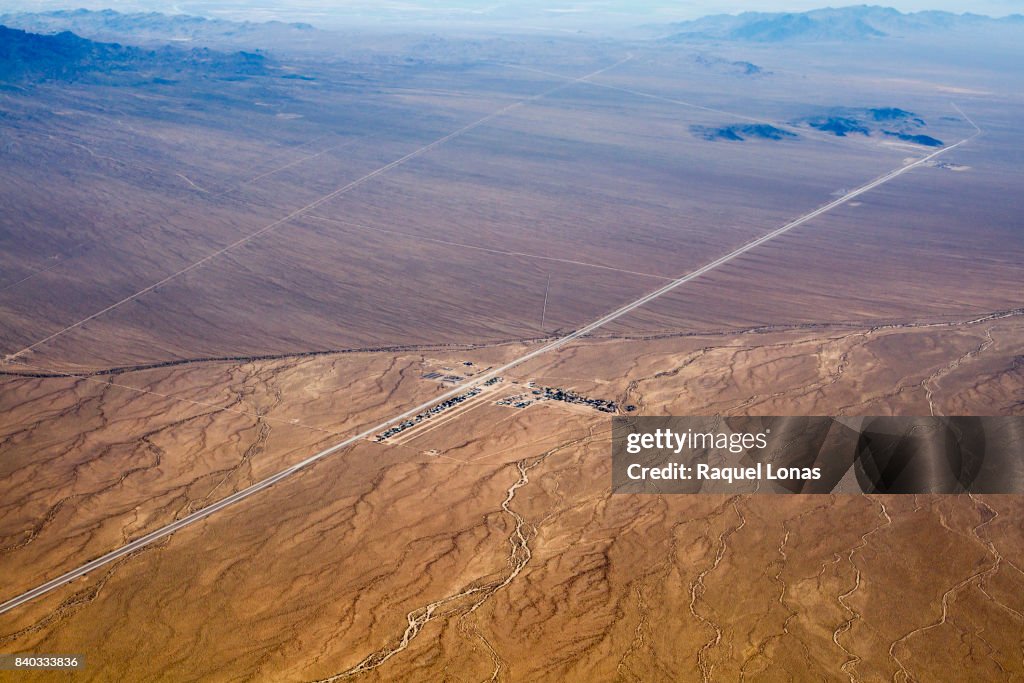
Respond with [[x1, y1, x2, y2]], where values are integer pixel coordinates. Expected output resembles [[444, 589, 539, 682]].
[[374, 387, 484, 441], [496, 384, 618, 413]]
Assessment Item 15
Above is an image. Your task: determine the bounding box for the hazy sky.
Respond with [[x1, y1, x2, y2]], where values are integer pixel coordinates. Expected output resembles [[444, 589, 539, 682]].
[[1, 0, 1022, 26], [684, 0, 1024, 16]]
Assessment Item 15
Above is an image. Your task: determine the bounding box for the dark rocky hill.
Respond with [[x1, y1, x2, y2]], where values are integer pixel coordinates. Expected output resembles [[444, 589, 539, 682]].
[[0, 25, 270, 83]]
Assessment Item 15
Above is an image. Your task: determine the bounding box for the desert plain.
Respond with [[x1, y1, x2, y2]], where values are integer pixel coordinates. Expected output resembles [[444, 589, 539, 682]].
[[0, 12, 1022, 681]]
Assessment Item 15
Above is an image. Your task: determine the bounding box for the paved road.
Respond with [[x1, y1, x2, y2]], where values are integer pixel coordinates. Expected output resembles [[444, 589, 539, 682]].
[[0, 115, 979, 618]]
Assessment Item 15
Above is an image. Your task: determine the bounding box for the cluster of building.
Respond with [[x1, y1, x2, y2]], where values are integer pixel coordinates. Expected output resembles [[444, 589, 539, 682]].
[[421, 371, 465, 383], [420, 362, 485, 386], [496, 393, 534, 409], [375, 387, 483, 441], [495, 384, 618, 413], [537, 386, 618, 413]]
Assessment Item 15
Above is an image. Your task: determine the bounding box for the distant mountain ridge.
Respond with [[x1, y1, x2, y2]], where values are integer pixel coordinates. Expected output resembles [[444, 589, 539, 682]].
[[0, 9, 316, 48], [0, 24, 270, 83], [663, 5, 1024, 42]]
